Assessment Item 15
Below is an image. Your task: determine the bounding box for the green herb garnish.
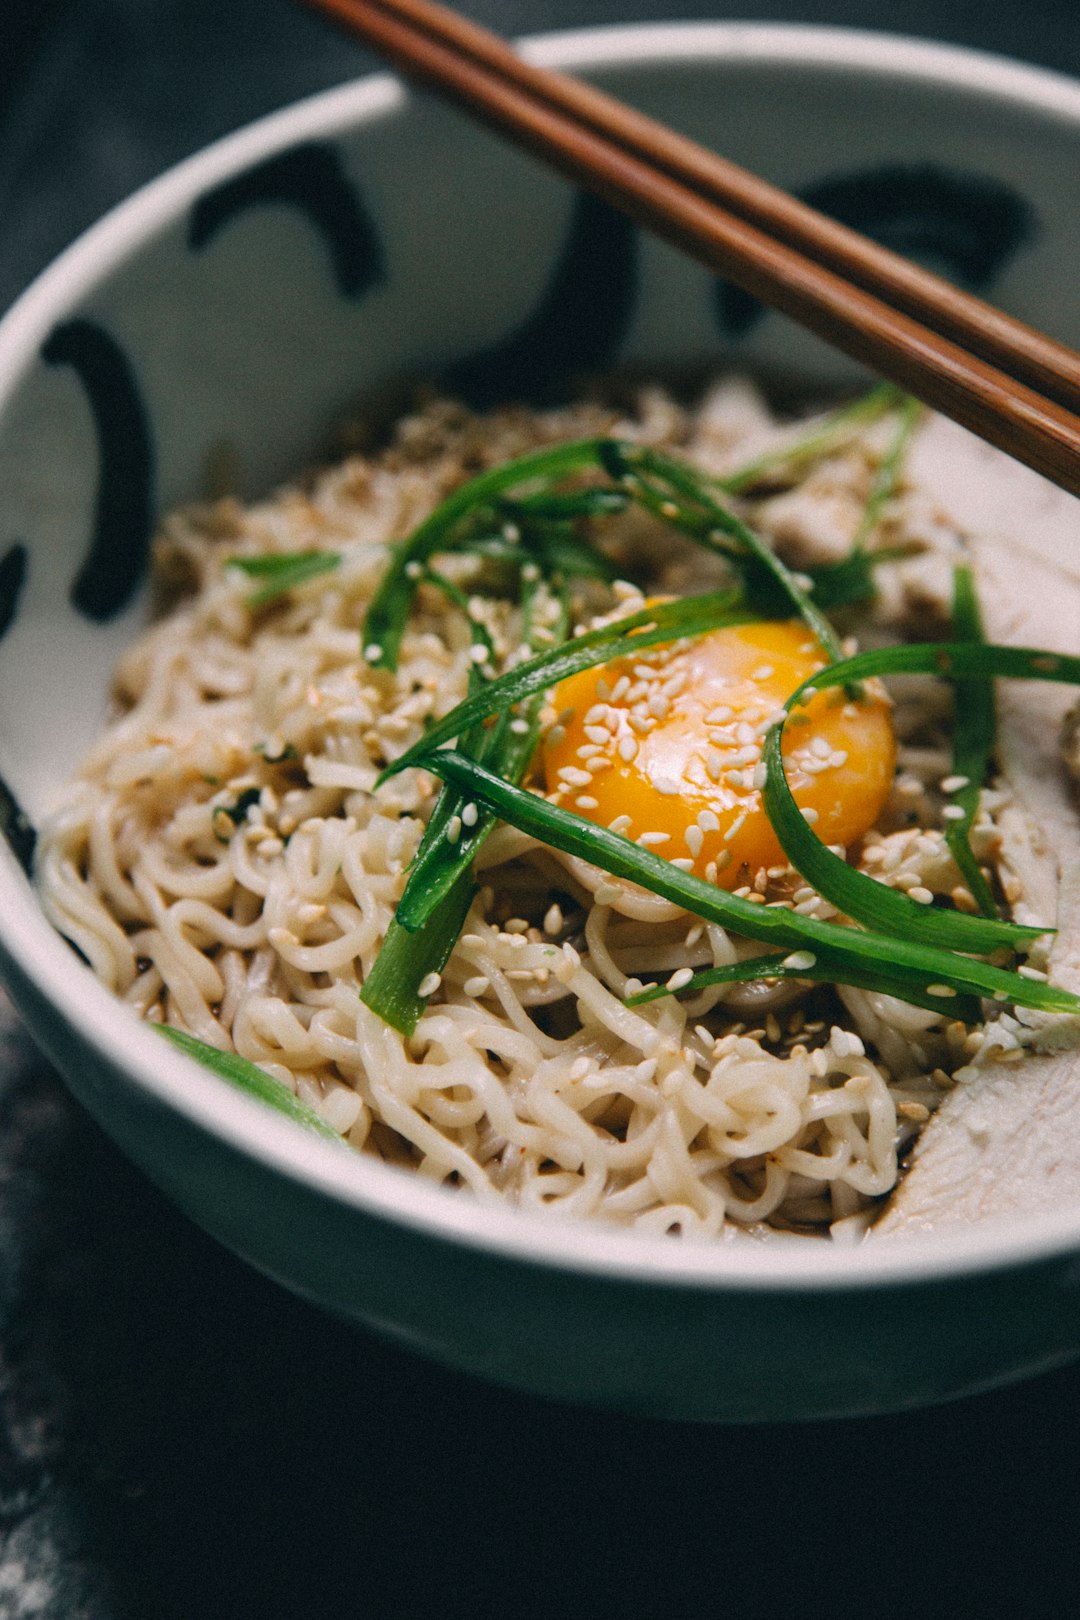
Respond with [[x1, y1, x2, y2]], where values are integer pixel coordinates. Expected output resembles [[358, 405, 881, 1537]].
[[407, 748, 1080, 1021], [944, 563, 998, 915], [760, 639, 1080, 953], [155, 1025, 346, 1143], [228, 549, 341, 607]]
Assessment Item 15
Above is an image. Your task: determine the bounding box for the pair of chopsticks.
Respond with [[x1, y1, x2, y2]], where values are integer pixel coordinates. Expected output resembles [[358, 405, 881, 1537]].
[[310, 0, 1080, 499]]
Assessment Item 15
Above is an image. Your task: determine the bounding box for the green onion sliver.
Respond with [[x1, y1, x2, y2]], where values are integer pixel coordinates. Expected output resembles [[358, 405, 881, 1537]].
[[625, 948, 982, 1023], [410, 749, 1080, 1020], [228, 549, 341, 607], [362, 437, 607, 671], [379, 588, 751, 783], [716, 383, 903, 495], [945, 564, 998, 916], [599, 442, 844, 662], [762, 639, 1080, 953], [155, 1025, 346, 1143]]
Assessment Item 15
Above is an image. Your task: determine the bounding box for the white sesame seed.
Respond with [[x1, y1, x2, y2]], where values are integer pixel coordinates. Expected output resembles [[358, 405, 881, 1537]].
[[638, 831, 670, 847], [543, 904, 564, 935], [417, 972, 441, 998], [617, 734, 638, 763], [783, 951, 817, 971], [575, 795, 600, 810], [800, 807, 819, 824], [446, 815, 462, 844], [666, 967, 694, 991], [363, 644, 383, 663], [941, 804, 966, 821], [461, 802, 478, 827], [941, 774, 970, 793], [608, 814, 632, 835], [463, 975, 490, 997], [670, 858, 695, 872], [909, 886, 935, 905], [685, 825, 705, 858], [724, 809, 748, 842], [697, 810, 720, 833], [470, 643, 490, 664], [925, 984, 957, 998], [404, 559, 423, 579], [751, 665, 774, 682]]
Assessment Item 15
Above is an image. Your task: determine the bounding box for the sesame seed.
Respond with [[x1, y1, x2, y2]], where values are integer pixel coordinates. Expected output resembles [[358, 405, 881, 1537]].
[[446, 815, 462, 844], [751, 665, 774, 682], [925, 983, 957, 997], [685, 825, 705, 858], [724, 809, 748, 842], [697, 810, 720, 833], [363, 644, 383, 663], [800, 807, 819, 824], [417, 972, 441, 998], [666, 967, 694, 991], [470, 644, 490, 664], [909, 886, 935, 905], [618, 735, 638, 763], [463, 975, 490, 998], [638, 831, 670, 847], [461, 802, 478, 827], [404, 559, 423, 579], [543, 904, 564, 935], [575, 795, 599, 810], [942, 804, 966, 821], [608, 814, 632, 835], [670, 858, 695, 872], [783, 951, 817, 971], [941, 774, 970, 793]]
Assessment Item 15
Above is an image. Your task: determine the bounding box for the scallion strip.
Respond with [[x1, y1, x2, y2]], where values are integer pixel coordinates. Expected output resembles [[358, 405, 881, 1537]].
[[410, 748, 1080, 1019], [362, 438, 607, 670], [228, 549, 341, 607], [850, 393, 921, 551], [598, 441, 844, 661], [717, 383, 904, 495], [762, 639, 1080, 952], [625, 949, 982, 1023], [155, 1025, 346, 1143], [945, 563, 998, 915], [379, 588, 751, 783]]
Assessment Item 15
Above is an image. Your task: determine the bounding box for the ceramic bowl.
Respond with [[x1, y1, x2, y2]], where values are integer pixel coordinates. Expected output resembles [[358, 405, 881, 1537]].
[[3, 23, 1080, 1423]]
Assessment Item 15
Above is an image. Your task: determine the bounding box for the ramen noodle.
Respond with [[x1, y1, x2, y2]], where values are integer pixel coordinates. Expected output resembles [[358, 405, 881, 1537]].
[[36, 379, 1059, 1242]]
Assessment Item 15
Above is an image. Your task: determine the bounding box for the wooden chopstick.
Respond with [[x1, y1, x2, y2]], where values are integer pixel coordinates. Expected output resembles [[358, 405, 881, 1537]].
[[310, 0, 1080, 499]]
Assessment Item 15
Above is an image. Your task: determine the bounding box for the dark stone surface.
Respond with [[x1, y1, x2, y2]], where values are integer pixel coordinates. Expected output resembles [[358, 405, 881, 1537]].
[[3, 4, 1080, 1616]]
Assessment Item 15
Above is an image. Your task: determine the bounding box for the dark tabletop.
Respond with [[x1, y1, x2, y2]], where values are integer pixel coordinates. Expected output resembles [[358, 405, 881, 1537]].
[[4, 4, 1080, 1617]]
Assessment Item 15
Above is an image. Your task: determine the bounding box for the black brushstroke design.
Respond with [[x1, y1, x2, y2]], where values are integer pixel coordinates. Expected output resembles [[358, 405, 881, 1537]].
[[0, 544, 27, 642], [714, 164, 1035, 337], [41, 320, 155, 621], [445, 191, 639, 407], [188, 142, 385, 301], [0, 776, 34, 875]]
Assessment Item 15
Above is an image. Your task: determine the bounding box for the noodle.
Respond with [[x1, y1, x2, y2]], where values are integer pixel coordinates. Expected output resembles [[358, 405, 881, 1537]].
[[36, 380, 1022, 1240]]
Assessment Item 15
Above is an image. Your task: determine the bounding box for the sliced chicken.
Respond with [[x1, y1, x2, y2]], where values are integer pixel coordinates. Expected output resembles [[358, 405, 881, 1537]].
[[878, 417, 1080, 1234]]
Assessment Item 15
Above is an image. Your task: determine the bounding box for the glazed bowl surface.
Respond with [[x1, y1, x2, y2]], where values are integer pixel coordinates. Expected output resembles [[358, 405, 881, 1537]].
[[3, 23, 1080, 1422]]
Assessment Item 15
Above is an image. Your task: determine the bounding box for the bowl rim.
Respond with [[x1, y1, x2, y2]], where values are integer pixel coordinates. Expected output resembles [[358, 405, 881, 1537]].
[[5, 19, 1080, 1294]]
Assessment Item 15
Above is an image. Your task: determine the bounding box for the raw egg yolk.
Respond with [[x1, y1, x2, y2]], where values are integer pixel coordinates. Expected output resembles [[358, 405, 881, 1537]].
[[542, 619, 895, 888]]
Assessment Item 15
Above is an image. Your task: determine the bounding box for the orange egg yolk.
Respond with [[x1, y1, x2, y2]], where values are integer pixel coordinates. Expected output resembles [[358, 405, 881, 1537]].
[[542, 619, 896, 889]]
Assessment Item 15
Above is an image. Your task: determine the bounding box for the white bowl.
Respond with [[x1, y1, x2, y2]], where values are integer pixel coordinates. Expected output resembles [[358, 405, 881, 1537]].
[[3, 23, 1080, 1422]]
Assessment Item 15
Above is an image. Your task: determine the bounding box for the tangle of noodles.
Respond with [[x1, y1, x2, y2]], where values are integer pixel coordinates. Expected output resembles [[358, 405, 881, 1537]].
[[37, 380, 1022, 1242]]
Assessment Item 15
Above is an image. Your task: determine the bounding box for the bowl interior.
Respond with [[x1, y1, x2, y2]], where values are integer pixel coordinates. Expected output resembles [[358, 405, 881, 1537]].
[[3, 24, 1080, 1307]]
